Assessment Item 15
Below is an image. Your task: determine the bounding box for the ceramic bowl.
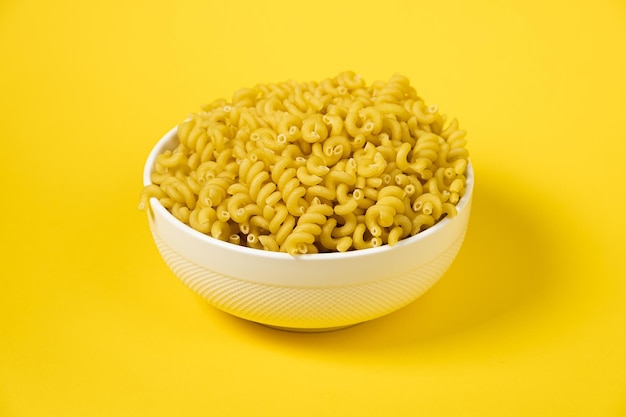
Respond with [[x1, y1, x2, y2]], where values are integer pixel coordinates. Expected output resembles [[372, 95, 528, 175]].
[[143, 126, 474, 331]]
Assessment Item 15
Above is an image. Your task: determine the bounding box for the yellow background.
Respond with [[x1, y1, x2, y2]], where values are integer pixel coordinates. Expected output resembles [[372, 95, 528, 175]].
[[1, 0, 625, 416]]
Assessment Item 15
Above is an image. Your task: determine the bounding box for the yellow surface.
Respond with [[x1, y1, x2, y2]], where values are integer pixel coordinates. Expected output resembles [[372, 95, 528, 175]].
[[1, 0, 625, 415]]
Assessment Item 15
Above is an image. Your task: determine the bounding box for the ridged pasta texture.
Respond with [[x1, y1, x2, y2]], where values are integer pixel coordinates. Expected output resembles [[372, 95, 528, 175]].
[[140, 72, 469, 255]]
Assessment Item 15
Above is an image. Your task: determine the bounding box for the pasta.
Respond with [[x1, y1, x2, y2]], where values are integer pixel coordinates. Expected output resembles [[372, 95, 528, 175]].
[[139, 72, 469, 254]]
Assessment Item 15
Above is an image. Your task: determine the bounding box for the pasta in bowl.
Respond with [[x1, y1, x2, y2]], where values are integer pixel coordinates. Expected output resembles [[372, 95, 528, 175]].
[[140, 72, 473, 330]]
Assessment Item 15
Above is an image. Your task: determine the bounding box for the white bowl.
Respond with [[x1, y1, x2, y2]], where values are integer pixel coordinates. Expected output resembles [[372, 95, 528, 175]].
[[143, 126, 474, 331]]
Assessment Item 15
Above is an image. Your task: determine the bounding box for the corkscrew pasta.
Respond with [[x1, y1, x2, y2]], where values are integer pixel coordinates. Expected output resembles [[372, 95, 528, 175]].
[[139, 72, 469, 254]]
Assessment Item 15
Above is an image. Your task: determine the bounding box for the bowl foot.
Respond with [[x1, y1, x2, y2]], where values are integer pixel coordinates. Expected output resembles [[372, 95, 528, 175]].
[[257, 323, 361, 333]]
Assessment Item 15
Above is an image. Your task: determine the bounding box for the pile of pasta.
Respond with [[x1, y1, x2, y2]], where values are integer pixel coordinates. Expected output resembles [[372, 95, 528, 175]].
[[140, 72, 469, 255]]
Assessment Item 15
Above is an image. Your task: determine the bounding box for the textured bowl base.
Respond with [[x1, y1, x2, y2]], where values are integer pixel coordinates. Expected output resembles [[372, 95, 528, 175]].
[[150, 223, 466, 329]]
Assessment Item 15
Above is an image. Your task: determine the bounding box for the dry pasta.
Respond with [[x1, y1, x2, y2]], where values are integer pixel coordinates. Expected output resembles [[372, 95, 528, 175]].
[[139, 72, 469, 254]]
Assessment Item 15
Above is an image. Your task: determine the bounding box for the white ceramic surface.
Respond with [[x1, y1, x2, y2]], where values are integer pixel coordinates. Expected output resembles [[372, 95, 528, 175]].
[[144, 127, 474, 330]]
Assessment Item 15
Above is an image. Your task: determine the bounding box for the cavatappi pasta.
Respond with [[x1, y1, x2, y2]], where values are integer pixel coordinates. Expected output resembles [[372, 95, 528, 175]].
[[139, 72, 469, 255]]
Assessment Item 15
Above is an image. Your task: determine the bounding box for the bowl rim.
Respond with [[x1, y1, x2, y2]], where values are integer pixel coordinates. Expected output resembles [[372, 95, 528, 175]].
[[143, 126, 474, 261]]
